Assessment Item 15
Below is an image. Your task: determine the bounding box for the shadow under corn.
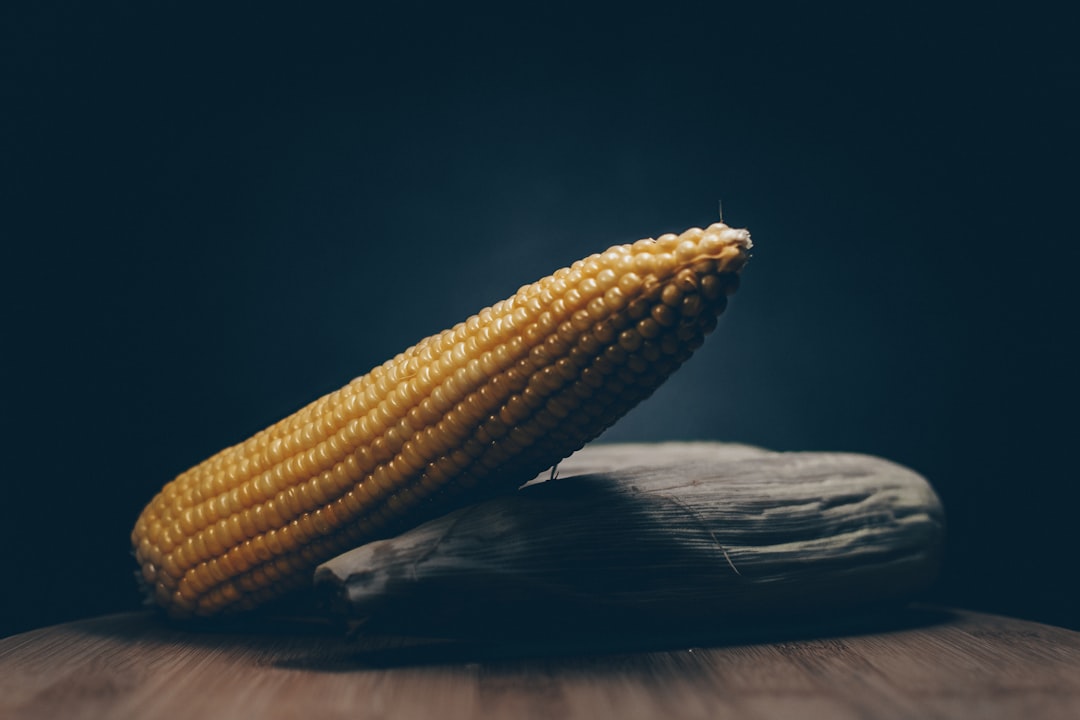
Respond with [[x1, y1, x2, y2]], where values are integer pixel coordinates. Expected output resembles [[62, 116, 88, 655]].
[[272, 605, 955, 672]]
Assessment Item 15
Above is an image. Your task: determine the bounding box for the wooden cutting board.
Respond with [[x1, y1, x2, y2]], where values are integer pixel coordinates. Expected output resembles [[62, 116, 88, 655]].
[[4, 442, 1076, 718], [2, 607, 1079, 719]]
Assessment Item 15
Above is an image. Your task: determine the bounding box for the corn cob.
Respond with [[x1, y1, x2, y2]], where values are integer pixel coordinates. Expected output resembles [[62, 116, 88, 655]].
[[132, 223, 752, 617]]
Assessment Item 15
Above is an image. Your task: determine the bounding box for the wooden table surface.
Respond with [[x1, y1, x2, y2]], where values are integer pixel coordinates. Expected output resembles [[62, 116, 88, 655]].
[[2, 607, 1078, 719]]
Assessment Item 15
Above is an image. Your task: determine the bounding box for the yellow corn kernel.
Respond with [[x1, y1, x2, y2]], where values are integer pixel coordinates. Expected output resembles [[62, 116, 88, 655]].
[[131, 223, 751, 617]]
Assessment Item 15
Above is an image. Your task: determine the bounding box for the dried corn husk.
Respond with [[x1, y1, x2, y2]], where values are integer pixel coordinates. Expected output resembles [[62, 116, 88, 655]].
[[315, 442, 944, 637]]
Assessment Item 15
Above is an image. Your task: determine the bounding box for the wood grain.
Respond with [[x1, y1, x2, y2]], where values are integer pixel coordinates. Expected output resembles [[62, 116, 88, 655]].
[[2, 443, 1061, 719], [2, 608, 1079, 719]]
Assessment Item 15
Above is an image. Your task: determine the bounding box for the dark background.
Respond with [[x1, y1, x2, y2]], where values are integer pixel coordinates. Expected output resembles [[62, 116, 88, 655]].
[[3, 2, 1077, 638]]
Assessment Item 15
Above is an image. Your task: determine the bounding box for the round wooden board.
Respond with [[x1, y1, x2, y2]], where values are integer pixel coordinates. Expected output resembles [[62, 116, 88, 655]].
[[2, 608, 1078, 720]]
